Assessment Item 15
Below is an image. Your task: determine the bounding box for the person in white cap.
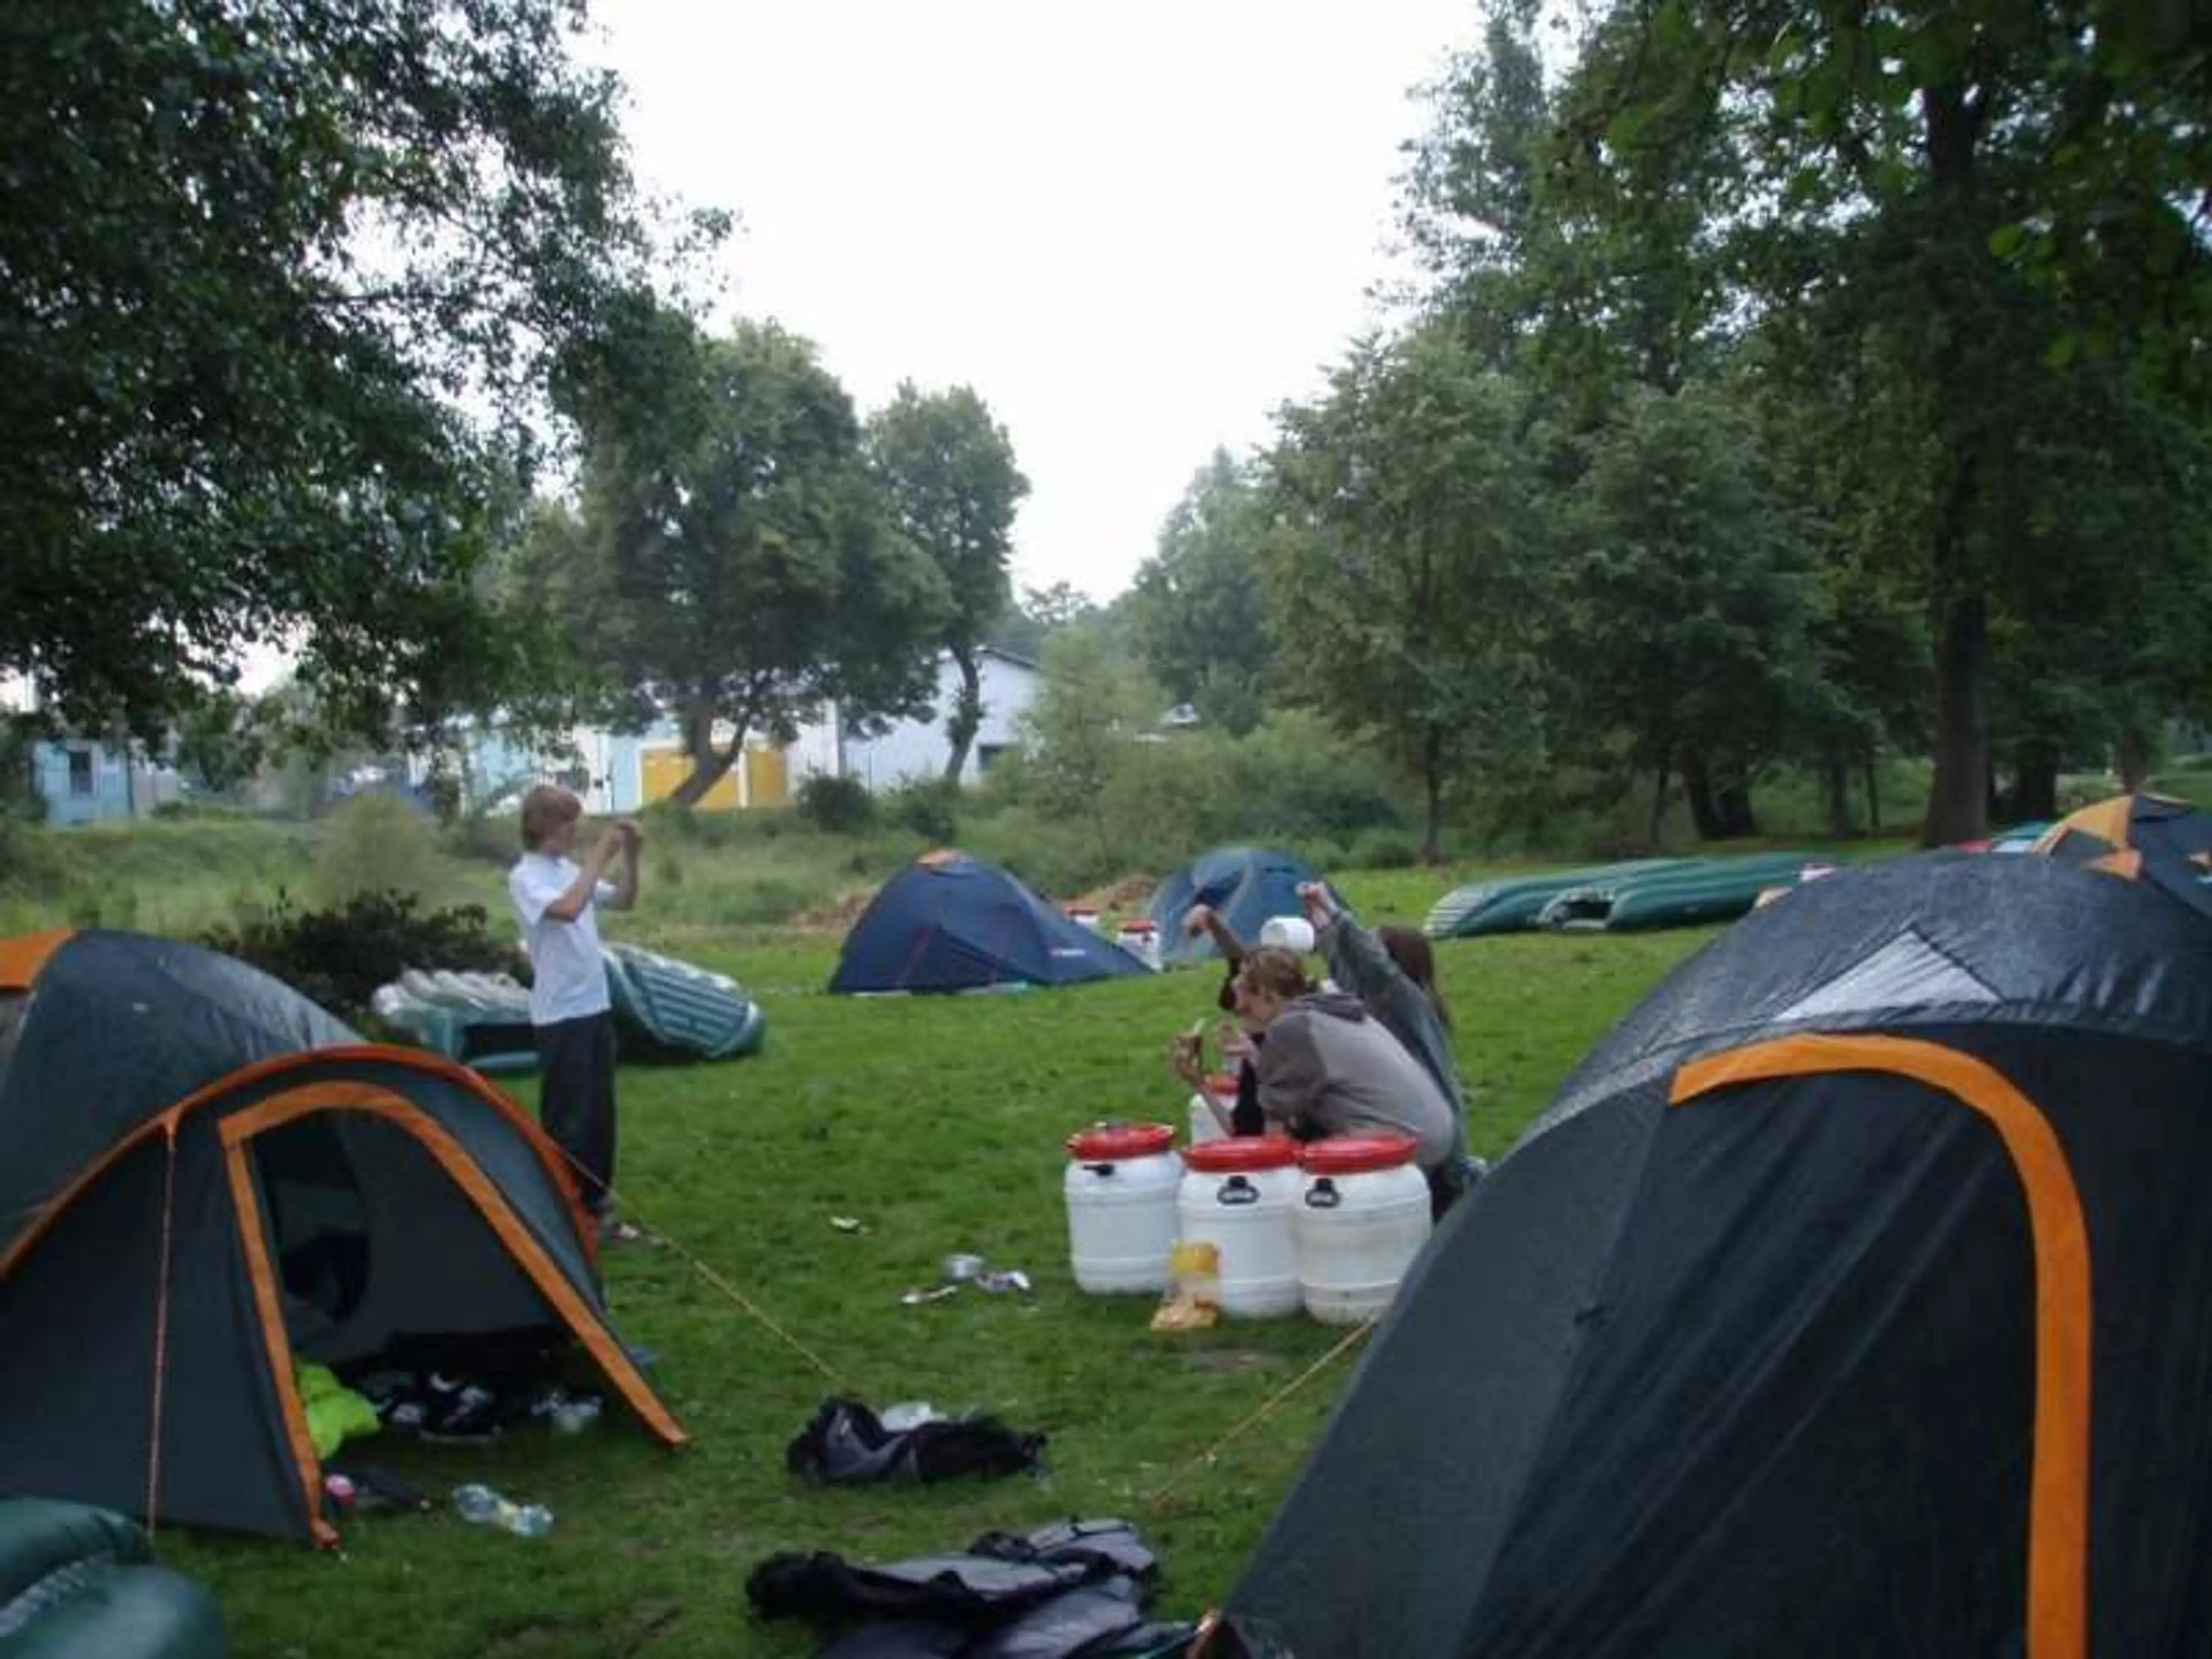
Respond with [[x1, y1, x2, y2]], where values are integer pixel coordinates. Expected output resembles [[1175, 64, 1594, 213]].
[[1226, 945, 1458, 1183]]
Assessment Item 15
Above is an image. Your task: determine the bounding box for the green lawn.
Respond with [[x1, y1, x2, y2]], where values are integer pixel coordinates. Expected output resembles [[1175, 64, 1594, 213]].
[[144, 872, 1715, 1658]]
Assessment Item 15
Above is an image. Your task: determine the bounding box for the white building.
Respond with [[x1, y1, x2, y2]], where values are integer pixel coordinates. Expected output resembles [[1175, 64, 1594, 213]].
[[815, 647, 1039, 792]]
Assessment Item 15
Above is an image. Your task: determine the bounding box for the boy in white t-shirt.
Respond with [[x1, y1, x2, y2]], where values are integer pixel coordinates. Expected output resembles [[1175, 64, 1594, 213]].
[[509, 785, 643, 1243]]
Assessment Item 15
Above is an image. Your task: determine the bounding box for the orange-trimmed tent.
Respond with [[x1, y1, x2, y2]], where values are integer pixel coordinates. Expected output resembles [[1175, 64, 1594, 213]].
[[1217, 851, 2212, 1657], [0, 930, 683, 1544], [2033, 792, 2212, 922]]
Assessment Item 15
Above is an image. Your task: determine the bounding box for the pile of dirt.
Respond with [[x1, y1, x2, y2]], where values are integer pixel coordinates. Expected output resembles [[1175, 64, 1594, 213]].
[[790, 886, 880, 934], [1071, 872, 1157, 916]]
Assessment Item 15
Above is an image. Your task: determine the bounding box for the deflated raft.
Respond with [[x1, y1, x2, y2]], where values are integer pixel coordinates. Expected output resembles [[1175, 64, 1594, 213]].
[[1424, 859, 1700, 938], [1536, 853, 1823, 933], [372, 944, 766, 1071]]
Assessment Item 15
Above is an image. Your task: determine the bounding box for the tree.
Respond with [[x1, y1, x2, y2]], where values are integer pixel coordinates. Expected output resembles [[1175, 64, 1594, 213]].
[[866, 386, 1031, 782], [1562, 0, 2212, 843], [1556, 381, 1819, 843], [0, 0, 720, 739], [1264, 325, 1554, 861], [553, 313, 950, 806], [1126, 450, 1277, 736]]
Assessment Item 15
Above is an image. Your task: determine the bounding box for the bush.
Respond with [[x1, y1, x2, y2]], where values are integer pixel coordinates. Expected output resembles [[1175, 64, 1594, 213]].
[[886, 778, 960, 844], [313, 793, 441, 907], [797, 774, 877, 834], [202, 889, 528, 1024]]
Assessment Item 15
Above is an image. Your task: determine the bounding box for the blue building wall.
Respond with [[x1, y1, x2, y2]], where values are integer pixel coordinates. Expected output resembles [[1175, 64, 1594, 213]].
[[32, 741, 139, 826]]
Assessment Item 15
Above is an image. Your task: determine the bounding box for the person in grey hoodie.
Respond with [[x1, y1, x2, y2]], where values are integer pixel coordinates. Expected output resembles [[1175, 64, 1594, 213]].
[[1297, 881, 1463, 1125], [1230, 946, 1458, 1178]]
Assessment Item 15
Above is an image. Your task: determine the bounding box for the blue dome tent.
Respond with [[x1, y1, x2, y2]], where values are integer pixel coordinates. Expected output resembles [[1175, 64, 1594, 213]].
[[828, 850, 1151, 995], [1146, 845, 1342, 967]]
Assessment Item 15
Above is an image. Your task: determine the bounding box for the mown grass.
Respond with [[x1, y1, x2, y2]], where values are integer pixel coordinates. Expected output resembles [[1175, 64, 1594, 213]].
[[23, 791, 2190, 1655], [3, 830, 1715, 1658]]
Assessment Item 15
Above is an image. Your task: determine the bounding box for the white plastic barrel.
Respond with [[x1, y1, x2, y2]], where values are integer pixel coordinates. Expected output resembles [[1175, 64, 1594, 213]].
[[1186, 1072, 1240, 1147], [1293, 1135, 1433, 1325], [1064, 1123, 1183, 1294], [1116, 920, 1162, 969], [1177, 1138, 1302, 1318]]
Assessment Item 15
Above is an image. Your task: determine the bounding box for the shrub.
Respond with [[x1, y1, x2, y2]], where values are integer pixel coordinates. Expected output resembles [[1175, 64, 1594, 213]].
[[797, 773, 877, 834], [312, 793, 440, 907], [886, 778, 960, 844], [202, 889, 528, 1024]]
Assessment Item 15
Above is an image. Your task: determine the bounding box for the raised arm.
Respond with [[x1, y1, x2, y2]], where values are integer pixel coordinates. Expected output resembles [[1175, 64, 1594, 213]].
[[543, 830, 625, 922]]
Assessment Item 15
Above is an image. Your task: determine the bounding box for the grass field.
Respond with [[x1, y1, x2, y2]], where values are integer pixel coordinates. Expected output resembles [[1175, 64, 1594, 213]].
[[16, 788, 2193, 1655], [7, 841, 1706, 1658]]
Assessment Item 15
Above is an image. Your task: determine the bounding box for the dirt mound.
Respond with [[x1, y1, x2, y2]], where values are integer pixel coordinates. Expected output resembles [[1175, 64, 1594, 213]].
[[1071, 872, 1157, 915], [790, 886, 878, 933]]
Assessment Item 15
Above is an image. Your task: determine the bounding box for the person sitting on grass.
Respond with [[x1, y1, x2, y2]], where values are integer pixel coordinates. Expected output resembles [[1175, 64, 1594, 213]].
[[1297, 880, 1479, 1217], [1228, 945, 1458, 1198]]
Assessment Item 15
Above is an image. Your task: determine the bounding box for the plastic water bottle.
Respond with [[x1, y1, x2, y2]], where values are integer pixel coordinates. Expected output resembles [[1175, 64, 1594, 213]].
[[452, 1483, 553, 1537]]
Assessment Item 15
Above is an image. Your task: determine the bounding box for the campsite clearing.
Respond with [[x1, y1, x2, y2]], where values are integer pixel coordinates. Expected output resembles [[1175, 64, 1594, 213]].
[[134, 876, 1706, 1657]]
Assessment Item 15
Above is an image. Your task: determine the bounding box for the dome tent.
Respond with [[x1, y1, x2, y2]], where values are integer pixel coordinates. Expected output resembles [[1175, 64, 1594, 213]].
[[0, 929, 683, 1545], [2033, 791, 2212, 922], [827, 850, 1150, 994], [1215, 853, 2212, 1657], [1145, 846, 1343, 967]]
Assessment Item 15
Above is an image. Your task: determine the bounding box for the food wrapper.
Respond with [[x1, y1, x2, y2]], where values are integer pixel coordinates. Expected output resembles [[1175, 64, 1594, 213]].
[[1150, 1240, 1222, 1332]]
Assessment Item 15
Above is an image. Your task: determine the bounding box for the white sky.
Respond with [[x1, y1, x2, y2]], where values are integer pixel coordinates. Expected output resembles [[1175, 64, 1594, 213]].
[[580, 0, 1475, 604]]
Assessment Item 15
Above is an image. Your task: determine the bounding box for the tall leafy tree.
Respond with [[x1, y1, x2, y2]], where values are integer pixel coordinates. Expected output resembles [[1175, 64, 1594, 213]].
[[866, 385, 1030, 782], [1126, 450, 1277, 736], [554, 312, 950, 806], [0, 0, 719, 739], [1264, 325, 1553, 861], [1558, 381, 1819, 843], [1560, 0, 2212, 842]]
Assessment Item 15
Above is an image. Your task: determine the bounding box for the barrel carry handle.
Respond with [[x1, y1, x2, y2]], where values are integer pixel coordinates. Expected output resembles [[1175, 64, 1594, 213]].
[[1216, 1175, 1259, 1206], [1305, 1177, 1342, 1210]]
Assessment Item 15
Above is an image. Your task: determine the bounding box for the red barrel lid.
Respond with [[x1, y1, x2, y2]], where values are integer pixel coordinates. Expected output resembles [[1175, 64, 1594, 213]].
[[1066, 1122, 1176, 1161], [1298, 1134, 1420, 1175], [1183, 1135, 1299, 1173]]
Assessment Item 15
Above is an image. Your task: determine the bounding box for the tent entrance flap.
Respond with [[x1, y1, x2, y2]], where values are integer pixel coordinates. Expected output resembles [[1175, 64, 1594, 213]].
[[219, 1086, 686, 1449], [1671, 1035, 2090, 1659]]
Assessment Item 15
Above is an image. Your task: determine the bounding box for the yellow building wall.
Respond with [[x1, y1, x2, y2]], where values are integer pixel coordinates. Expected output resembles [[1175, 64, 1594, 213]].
[[640, 745, 788, 810], [640, 748, 740, 810], [745, 747, 790, 807]]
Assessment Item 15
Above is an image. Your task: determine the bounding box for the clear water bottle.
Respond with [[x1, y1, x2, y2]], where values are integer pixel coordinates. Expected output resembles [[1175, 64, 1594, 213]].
[[452, 1483, 554, 1537]]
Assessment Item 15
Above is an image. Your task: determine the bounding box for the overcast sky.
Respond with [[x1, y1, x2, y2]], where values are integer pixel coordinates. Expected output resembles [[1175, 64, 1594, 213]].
[[581, 1, 1476, 605]]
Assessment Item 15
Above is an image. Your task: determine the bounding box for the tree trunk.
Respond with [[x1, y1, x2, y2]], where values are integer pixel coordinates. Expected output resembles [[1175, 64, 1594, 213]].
[[1421, 724, 1444, 865], [1717, 782, 1758, 839], [1680, 751, 1737, 840], [1649, 760, 1670, 847], [1918, 86, 1994, 849], [671, 701, 742, 808], [1823, 751, 1853, 838], [2115, 723, 2152, 793], [1923, 589, 1989, 846], [2010, 753, 2059, 823], [1864, 747, 1882, 834], [942, 645, 984, 785]]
